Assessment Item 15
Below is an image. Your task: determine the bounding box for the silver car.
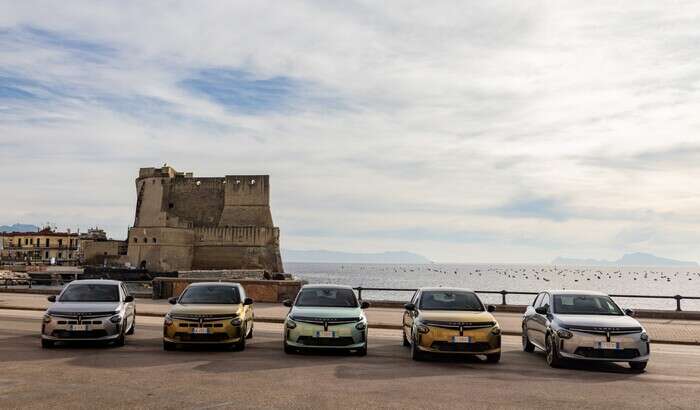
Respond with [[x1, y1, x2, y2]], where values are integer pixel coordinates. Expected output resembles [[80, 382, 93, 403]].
[[41, 279, 136, 348], [522, 290, 650, 372]]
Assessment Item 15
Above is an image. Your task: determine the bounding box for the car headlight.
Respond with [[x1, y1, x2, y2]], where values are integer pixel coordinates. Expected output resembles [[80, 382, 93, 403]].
[[286, 319, 297, 329], [640, 331, 649, 341], [355, 321, 367, 330], [230, 317, 242, 326], [42, 314, 52, 324], [556, 329, 573, 339], [109, 314, 122, 324], [491, 326, 501, 335], [164, 314, 173, 326]]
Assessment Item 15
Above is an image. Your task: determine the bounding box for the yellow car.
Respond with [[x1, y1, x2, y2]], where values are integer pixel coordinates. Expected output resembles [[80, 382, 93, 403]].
[[402, 287, 501, 362], [163, 282, 254, 351]]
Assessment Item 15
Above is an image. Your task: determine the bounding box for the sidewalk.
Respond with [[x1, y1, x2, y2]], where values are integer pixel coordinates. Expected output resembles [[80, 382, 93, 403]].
[[2, 293, 699, 345]]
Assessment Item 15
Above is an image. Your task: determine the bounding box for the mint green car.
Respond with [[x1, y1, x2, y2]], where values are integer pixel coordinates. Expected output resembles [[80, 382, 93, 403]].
[[283, 285, 369, 356]]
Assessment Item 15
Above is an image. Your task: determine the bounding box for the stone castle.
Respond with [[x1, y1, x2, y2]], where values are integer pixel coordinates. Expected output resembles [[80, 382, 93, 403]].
[[126, 166, 284, 273]]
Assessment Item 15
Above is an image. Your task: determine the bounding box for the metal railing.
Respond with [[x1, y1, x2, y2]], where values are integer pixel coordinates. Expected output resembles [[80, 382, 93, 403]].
[[353, 286, 700, 312]]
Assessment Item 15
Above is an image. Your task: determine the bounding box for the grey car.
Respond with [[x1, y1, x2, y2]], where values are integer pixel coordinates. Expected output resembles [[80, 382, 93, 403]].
[[522, 290, 650, 372], [41, 279, 136, 348]]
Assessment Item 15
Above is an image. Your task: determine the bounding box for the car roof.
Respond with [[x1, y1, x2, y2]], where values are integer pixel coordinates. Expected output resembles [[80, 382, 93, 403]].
[[301, 284, 355, 290], [67, 279, 122, 286], [417, 287, 476, 293], [187, 282, 241, 288], [546, 289, 608, 296]]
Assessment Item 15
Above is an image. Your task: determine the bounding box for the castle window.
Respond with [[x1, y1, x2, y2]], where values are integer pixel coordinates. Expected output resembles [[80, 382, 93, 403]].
[[45, 252, 49, 258], [144, 238, 148, 243], [133, 238, 138, 243], [169, 202, 174, 209], [152, 238, 157, 243]]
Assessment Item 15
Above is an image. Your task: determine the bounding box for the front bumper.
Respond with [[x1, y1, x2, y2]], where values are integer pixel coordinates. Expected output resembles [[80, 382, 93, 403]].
[[164, 317, 244, 344], [415, 325, 501, 355], [41, 316, 122, 341], [285, 320, 367, 350], [555, 330, 650, 362]]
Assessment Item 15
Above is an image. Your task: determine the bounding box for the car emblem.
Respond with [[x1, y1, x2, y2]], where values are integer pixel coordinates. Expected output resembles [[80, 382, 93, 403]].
[[324, 321, 328, 331], [606, 331, 611, 342]]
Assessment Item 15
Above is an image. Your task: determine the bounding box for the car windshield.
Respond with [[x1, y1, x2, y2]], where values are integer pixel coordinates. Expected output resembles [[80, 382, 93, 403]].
[[179, 286, 240, 304], [59, 284, 120, 302], [295, 288, 358, 308], [419, 291, 484, 311], [553, 294, 623, 315]]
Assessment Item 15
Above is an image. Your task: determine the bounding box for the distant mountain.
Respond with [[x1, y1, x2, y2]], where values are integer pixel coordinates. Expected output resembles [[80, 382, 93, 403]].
[[553, 252, 698, 267], [283, 250, 432, 264], [0, 224, 39, 233]]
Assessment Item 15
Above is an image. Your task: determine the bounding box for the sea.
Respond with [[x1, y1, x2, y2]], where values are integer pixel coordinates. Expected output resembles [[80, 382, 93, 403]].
[[285, 262, 700, 311]]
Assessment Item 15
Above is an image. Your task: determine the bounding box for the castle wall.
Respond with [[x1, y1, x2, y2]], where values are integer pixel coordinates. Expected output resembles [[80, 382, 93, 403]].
[[127, 227, 194, 272], [167, 178, 225, 227]]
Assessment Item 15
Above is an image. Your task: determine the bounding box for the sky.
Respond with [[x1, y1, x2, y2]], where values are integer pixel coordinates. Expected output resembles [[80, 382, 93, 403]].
[[1, 1, 700, 263]]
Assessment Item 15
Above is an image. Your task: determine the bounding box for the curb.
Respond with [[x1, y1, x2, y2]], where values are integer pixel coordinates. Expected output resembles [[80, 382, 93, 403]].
[[2, 306, 697, 346]]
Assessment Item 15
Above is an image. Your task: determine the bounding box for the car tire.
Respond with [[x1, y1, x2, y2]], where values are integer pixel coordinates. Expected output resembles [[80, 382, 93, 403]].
[[522, 326, 535, 352], [402, 330, 410, 347], [356, 343, 368, 357], [486, 352, 501, 363], [246, 323, 253, 339], [114, 321, 126, 347], [41, 339, 54, 349], [629, 361, 647, 372], [283, 341, 294, 354], [234, 330, 246, 351], [411, 335, 424, 361], [126, 314, 135, 335], [163, 341, 176, 351], [545, 333, 563, 368]]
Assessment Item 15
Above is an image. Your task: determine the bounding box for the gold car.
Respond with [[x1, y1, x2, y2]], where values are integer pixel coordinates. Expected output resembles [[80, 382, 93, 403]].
[[402, 287, 501, 362], [163, 282, 254, 351]]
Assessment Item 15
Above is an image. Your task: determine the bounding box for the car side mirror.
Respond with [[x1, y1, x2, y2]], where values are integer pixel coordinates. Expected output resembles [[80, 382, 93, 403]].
[[124, 295, 134, 303], [283, 299, 293, 307], [47, 295, 56, 303], [244, 297, 253, 305], [361, 301, 370, 309], [487, 305, 496, 313], [624, 308, 635, 317], [404, 303, 415, 311], [535, 306, 548, 315], [168, 297, 178, 305]]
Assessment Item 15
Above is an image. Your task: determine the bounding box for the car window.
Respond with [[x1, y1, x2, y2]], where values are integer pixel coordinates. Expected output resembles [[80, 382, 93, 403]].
[[295, 288, 359, 308], [60, 284, 120, 302], [179, 286, 241, 304], [419, 291, 484, 311], [540, 293, 550, 308], [553, 294, 623, 316]]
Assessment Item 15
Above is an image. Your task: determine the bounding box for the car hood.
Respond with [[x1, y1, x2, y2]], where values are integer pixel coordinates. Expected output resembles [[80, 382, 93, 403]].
[[48, 302, 121, 314], [555, 314, 642, 329], [290, 306, 363, 319], [169, 304, 242, 316], [418, 310, 496, 323]]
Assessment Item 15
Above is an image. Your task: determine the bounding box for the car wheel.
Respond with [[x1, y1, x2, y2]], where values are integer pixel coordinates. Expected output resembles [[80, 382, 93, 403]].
[[629, 361, 647, 372], [163, 341, 176, 351], [411, 335, 424, 361], [114, 320, 126, 347], [234, 330, 247, 351], [486, 352, 501, 363], [41, 339, 54, 349], [246, 323, 253, 339], [522, 326, 535, 352], [126, 314, 135, 335], [283, 341, 294, 354], [402, 330, 410, 347], [356, 343, 368, 357], [545, 333, 563, 368]]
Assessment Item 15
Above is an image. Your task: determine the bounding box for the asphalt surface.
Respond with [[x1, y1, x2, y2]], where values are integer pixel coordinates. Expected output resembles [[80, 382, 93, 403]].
[[1, 310, 700, 409]]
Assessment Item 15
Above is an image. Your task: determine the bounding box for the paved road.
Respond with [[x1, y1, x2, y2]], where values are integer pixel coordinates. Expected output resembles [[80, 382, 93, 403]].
[[1, 310, 699, 409]]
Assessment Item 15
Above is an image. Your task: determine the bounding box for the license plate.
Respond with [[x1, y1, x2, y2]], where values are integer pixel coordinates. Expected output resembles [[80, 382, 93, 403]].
[[315, 331, 335, 338], [452, 336, 472, 343], [192, 327, 209, 334], [68, 324, 87, 331], [596, 341, 620, 350]]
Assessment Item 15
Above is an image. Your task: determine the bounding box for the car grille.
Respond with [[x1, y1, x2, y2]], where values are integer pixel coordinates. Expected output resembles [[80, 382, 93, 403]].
[[296, 336, 356, 347], [292, 316, 361, 325], [51, 330, 109, 339], [174, 332, 230, 342], [57, 320, 103, 325], [171, 314, 237, 321], [178, 323, 224, 328], [422, 320, 496, 329], [430, 341, 492, 352], [574, 347, 641, 359], [565, 325, 643, 335]]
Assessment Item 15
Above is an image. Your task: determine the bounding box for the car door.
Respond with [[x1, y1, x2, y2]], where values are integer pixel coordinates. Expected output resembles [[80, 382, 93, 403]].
[[531, 293, 550, 348], [403, 290, 420, 340], [120, 283, 134, 329], [524, 293, 543, 344]]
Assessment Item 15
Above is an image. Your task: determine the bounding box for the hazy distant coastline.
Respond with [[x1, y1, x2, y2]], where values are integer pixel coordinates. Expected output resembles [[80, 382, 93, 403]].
[[553, 252, 698, 267]]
